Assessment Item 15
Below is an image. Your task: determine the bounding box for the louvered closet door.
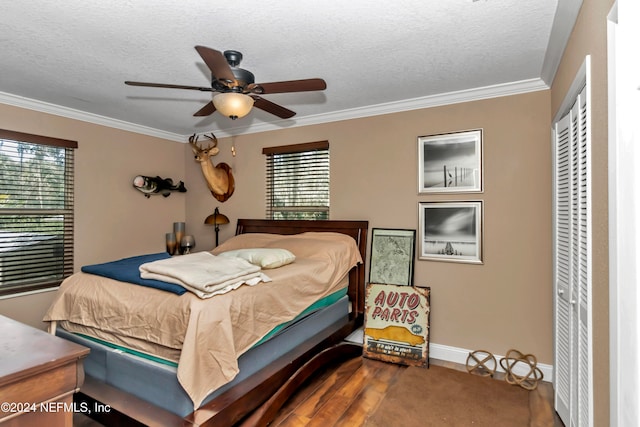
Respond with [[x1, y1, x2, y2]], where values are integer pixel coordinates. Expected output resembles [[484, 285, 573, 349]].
[[554, 110, 573, 423], [553, 85, 592, 427]]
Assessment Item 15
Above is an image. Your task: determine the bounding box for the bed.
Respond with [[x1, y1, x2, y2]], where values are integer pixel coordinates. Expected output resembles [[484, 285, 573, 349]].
[[44, 219, 368, 426]]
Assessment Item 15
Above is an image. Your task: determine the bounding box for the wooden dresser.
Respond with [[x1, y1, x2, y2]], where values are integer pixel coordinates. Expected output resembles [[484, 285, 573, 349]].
[[0, 315, 89, 426]]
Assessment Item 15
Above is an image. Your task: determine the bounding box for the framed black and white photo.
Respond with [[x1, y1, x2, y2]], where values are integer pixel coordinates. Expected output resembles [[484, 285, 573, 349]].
[[418, 129, 483, 193], [369, 228, 416, 286], [418, 201, 483, 264]]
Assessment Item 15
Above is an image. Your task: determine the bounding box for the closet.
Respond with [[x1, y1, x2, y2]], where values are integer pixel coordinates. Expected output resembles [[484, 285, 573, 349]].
[[553, 58, 592, 427]]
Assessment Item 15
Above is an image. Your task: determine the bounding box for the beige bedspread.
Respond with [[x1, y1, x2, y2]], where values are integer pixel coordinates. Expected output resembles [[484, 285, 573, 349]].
[[44, 232, 362, 408]]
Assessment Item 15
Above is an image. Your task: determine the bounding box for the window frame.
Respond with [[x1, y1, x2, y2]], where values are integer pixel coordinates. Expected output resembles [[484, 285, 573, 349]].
[[0, 129, 77, 297]]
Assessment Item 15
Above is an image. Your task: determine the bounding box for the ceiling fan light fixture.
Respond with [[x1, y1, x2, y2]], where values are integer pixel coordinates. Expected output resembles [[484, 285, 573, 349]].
[[213, 92, 254, 120]]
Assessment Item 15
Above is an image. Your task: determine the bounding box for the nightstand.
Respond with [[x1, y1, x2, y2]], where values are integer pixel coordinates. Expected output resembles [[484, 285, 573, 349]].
[[0, 315, 89, 426]]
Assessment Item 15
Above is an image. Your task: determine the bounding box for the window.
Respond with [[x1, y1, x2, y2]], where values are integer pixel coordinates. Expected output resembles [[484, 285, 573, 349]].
[[263, 141, 329, 220], [0, 129, 77, 296]]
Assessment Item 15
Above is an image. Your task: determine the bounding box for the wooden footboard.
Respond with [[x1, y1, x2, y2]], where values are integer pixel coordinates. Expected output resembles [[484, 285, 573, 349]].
[[239, 342, 363, 427], [75, 318, 360, 426], [72, 219, 369, 426]]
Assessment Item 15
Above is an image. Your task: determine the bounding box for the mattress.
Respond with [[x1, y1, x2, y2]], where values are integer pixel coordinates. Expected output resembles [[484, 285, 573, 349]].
[[58, 294, 349, 417], [64, 286, 348, 367]]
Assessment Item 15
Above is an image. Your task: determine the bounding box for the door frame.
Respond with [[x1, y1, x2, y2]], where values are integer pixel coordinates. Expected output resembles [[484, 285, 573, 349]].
[[607, 1, 640, 426]]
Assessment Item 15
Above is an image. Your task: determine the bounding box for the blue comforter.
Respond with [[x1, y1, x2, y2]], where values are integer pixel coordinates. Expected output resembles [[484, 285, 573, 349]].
[[81, 253, 187, 295]]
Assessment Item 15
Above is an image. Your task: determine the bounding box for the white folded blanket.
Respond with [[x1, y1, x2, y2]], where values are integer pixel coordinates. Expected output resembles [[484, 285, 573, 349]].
[[139, 251, 271, 298]]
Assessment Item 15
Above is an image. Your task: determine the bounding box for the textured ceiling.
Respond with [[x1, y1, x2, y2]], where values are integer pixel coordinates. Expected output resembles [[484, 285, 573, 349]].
[[0, 1, 578, 140]]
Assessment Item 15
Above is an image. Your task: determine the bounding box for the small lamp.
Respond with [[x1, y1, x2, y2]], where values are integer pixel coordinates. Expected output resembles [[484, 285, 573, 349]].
[[212, 92, 254, 120], [204, 207, 230, 246]]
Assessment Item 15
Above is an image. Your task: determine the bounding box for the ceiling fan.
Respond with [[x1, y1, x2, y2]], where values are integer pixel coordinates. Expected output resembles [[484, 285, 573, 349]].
[[125, 46, 327, 120]]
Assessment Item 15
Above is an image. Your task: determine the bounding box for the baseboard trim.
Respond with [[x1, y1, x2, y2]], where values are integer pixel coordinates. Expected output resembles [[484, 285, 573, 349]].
[[429, 343, 553, 383], [345, 328, 553, 383]]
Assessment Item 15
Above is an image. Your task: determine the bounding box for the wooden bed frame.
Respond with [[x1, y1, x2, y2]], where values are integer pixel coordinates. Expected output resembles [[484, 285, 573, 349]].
[[74, 219, 369, 427]]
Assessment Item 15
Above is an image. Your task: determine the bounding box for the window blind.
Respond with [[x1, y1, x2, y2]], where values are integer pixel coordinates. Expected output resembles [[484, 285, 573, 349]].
[[263, 141, 329, 220], [0, 129, 77, 296]]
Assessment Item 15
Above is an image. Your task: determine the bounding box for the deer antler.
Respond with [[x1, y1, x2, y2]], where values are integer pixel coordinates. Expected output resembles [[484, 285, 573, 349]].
[[188, 133, 201, 150], [189, 133, 218, 153], [204, 133, 218, 148]]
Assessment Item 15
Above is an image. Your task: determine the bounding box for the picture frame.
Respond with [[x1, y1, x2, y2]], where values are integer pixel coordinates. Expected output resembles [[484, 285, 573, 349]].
[[369, 228, 416, 286], [418, 129, 483, 193], [418, 201, 483, 264]]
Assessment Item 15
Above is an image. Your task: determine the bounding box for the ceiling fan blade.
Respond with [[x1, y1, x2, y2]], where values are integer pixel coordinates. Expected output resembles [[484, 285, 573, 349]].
[[193, 101, 217, 117], [194, 46, 236, 85], [251, 78, 327, 94], [251, 96, 296, 119], [125, 81, 213, 91]]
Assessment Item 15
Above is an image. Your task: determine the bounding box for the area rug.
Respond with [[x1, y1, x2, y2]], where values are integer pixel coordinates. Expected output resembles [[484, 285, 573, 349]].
[[364, 365, 530, 427]]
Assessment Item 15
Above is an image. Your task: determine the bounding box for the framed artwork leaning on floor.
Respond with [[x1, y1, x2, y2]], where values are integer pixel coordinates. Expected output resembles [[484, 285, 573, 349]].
[[368, 228, 416, 286], [363, 283, 430, 367]]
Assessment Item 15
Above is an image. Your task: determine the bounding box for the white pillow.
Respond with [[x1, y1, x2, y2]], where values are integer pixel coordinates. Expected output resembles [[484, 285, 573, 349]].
[[217, 248, 296, 269]]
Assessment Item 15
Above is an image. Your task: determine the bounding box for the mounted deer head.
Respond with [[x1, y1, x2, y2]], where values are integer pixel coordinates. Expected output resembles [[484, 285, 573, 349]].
[[189, 133, 235, 202]]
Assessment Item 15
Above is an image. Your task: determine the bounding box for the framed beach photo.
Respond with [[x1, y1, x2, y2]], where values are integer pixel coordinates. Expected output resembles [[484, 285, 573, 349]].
[[418, 129, 483, 193], [368, 228, 416, 286], [418, 201, 483, 264]]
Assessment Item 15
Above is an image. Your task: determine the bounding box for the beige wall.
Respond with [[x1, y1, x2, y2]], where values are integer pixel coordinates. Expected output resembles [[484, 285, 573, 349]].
[[550, 0, 614, 424], [0, 104, 186, 329], [185, 90, 555, 365]]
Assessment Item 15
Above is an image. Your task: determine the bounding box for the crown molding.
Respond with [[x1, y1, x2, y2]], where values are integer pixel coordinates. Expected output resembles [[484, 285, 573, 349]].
[[210, 78, 549, 138], [0, 91, 184, 142], [1, 78, 548, 142], [540, 0, 584, 85]]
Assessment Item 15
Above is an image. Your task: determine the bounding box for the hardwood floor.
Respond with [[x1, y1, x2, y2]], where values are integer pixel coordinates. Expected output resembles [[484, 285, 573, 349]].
[[269, 354, 398, 426], [269, 357, 565, 427], [74, 356, 564, 426]]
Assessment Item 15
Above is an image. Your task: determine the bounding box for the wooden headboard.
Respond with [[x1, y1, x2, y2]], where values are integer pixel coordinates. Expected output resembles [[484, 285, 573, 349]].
[[235, 219, 369, 319]]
